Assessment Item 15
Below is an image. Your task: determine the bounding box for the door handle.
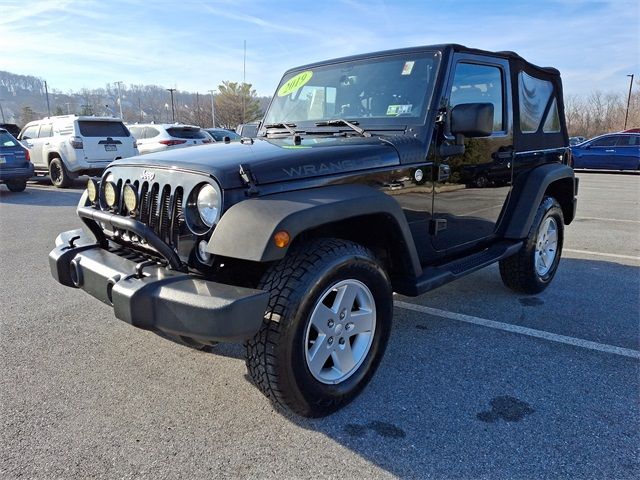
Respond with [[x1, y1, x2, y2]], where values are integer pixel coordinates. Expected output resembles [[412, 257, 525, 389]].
[[605, 149, 615, 153]]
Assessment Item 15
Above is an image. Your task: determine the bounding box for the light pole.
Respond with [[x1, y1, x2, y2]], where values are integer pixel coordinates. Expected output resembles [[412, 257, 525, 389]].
[[0, 99, 6, 123], [208, 89, 216, 128], [115, 81, 124, 120], [44, 81, 51, 117], [624, 74, 634, 130], [167, 88, 176, 122]]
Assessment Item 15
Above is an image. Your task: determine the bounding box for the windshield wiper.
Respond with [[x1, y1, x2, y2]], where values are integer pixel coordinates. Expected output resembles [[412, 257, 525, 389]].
[[264, 122, 298, 135], [314, 119, 371, 137]]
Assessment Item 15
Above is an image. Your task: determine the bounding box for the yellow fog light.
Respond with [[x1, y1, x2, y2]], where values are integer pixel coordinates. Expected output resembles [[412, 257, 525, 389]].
[[86, 179, 98, 202], [123, 184, 138, 212], [104, 181, 118, 208]]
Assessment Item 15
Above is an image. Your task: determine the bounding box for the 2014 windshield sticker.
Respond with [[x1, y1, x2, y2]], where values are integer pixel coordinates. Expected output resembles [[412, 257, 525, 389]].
[[277, 71, 314, 97], [387, 104, 413, 115]]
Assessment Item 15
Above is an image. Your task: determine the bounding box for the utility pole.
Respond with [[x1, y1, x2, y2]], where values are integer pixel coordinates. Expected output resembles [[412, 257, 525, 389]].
[[0, 99, 5, 123], [167, 88, 176, 122], [115, 81, 124, 120], [65, 102, 71, 114], [624, 74, 634, 130], [138, 97, 143, 122], [44, 80, 51, 117], [208, 89, 216, 128], [242, 39, 246, 123]]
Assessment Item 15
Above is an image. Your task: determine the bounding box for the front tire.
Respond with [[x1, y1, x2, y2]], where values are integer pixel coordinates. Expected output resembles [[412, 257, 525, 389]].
[[500, 196, 564, 294], [49, 157, 71, 188], [245, 238, 393, 417]]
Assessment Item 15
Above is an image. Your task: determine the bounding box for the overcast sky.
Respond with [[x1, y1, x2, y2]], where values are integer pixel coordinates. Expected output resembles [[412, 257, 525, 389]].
[[2, 0, 638, 97]]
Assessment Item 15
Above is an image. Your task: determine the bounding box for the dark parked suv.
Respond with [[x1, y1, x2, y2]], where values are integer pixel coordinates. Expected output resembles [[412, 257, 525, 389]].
[[50, 44, 577, 417]]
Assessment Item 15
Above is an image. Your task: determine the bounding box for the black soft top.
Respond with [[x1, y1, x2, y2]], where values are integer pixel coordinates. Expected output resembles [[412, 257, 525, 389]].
[[287, 44, 568, 151]]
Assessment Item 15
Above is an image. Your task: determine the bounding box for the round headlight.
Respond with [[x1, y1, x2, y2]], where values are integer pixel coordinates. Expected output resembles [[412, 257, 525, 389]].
[[196, 184, 220, 227], [123, 184, 138, 212], [104, 181, 118, 208], [87, 179, 98, 202]]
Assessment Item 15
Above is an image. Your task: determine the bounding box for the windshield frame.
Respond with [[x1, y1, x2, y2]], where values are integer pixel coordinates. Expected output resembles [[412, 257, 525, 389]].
[[262, 50, 443, 133]]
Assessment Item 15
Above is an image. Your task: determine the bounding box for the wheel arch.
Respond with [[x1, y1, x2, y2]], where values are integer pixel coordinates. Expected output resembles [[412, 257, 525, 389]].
[[501, 163, 577, 239], [208, 184, 423, 279]]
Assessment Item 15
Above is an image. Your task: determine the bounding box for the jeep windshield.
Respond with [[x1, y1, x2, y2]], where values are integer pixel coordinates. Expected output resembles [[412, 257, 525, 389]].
[[263, 51, 441, 132]]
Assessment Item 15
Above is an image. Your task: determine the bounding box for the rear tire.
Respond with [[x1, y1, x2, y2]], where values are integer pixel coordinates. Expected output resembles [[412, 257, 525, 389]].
[[499, 196, 564, 294], [245, 238, 393, 417], [6, 180, 27, 192], [49, 157, 71, 188]]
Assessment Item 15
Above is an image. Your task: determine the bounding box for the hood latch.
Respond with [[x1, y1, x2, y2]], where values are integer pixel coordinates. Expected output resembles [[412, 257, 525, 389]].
[[239, 163, 259, 196]]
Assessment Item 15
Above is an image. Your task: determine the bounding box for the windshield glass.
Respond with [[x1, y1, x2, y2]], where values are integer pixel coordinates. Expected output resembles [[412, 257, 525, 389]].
[[264, 51, 441, 127]]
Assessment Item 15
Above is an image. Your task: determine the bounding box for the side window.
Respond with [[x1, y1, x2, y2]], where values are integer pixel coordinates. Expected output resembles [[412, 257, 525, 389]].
[[615, 135, 640, 146], [450, 63, 504, 132], [128, 126, 144, 139], [38, 124, 53, 138], [591, 136, 616, 147], [519, 72, 554, 133], [146, 127, 160, 138], [21, 125, 39, 139], [542, 98, 560, 133]]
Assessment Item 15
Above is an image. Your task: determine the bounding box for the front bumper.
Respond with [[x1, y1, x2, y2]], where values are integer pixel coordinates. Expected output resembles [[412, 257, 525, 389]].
[[49, 229, 269, 344], [0, 163, 34, 182]]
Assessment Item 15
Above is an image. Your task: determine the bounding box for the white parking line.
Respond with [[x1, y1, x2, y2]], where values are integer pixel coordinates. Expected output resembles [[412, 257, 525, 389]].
[[563, 248, 640, 261], [577, 216, 640, 224], [394, 300, 640, 359]]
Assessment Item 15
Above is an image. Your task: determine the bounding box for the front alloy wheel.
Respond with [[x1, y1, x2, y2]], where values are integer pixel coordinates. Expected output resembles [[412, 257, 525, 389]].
[[245, 238, 392, 417], [305, 279, 376, 385]]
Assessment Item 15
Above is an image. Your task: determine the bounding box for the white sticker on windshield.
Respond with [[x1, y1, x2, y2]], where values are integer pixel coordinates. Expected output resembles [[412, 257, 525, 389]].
[[402, 61, 415, 75], [386, 104, 413, 115]]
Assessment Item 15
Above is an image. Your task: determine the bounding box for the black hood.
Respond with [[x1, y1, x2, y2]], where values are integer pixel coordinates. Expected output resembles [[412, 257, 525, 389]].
[[111, 136, 403, 189]]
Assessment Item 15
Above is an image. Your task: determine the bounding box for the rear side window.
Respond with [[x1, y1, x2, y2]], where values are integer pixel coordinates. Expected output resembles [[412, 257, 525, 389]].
[[615, 135, 640, 146], [166, 127, 207, 139], [78, 121, 130, 137], [519, 72, 554, 133], [0, 131, 18, 147], [38, 124, 53, 138], [145, 127, 160, 138], [450, 63, 504, 132], [21, 125, 39, 139], [542, 98, 560, 133]]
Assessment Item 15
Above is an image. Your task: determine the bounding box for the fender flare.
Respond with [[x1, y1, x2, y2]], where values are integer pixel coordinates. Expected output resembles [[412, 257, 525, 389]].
[[208, 184, 423, 277], [501, 163, 577, 239]]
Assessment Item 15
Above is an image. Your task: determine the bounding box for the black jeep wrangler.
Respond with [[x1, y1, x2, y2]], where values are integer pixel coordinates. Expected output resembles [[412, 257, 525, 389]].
[[50, 45, 577, 417]]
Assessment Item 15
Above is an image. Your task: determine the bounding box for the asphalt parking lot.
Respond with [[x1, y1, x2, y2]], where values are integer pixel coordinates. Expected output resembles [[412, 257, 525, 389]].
[[1, 172, 638, 479]]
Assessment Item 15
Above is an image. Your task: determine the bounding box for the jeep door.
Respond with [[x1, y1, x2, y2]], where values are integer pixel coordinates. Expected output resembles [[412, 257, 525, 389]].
[[432, 54, 513, 252]]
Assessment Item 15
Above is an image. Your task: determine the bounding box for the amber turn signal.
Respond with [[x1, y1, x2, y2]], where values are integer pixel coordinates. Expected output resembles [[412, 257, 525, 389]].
[[273, 230, 290, 248]]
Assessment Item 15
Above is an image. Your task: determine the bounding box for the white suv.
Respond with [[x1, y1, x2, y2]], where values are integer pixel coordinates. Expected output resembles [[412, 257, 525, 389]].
[[127, 124, 212, 155], [19, 116, 138, 188]]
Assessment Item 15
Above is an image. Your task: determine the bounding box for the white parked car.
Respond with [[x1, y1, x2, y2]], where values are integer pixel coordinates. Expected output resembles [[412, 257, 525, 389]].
[[18, 116, 138, 188], [127, 124, 212, 155]]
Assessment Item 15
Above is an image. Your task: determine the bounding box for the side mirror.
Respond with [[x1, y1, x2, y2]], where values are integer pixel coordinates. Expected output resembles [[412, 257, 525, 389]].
[[21, 135, 31, 140], [451, 103, 494, 138]]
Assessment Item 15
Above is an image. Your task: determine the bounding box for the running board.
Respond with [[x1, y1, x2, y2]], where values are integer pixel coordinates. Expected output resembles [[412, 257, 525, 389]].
[[396, 241, 523, 296]]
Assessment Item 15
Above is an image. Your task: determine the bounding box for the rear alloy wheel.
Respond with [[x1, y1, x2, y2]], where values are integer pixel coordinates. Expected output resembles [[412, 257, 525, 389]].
[[245, 238, 392, 417], [49, 157, 71, 188], [500, 196, 564, 294], [6, 180, 27, 192]]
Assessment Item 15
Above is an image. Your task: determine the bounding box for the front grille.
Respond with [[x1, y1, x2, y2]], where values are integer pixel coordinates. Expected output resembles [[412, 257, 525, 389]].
[[109, 179, 185, 249]]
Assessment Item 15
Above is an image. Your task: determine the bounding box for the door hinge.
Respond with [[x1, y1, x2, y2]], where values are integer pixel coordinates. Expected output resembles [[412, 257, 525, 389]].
[[429, 218, 447, 235]]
